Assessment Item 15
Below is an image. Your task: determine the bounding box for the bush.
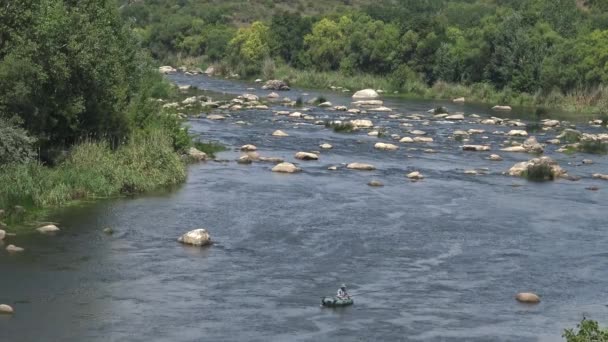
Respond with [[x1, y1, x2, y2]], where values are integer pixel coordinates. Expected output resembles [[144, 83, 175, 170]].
[[579, 140, 608, 154], [0, 117, 36, 165], [0, 129, 186, 212], [522, 163, 555, 181], [325, 121, 355, 133], [563, 318, 608, 342], [193, 141, 227, 158]]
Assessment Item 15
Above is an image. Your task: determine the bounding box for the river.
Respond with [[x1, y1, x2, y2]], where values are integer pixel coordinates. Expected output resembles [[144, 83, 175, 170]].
[[1, 74, 606, 341]]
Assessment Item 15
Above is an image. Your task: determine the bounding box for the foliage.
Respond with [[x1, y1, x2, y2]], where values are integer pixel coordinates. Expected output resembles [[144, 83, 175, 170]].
[[325, 121, 355, 133], [193, 141, 227, 158], [0, 117, 36, 165], [563, 318, 608, 342], [0, 128, 185, 210], [227, 21, 271, 76], [523, 163, 555, 181], [579, 140, 608, 155]]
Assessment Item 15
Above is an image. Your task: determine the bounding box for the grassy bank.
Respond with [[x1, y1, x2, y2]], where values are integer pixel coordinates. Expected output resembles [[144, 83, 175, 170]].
[[272, 65, 608, 116], [0, 129, 186, 224]]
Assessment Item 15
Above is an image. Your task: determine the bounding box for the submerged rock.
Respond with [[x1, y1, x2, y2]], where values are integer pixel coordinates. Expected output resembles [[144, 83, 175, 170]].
[[462, 145, 491, 151], [515, 292, 540, 304], [374, 142, 399, 151], [272, 130, 289, 137], [407, 171, 424, 180], [36, 224, 60, 234], [6, 244, 24, 253], [347, 163, 376, 171], [0, 304, 14, 314], [368, 180, 384, 187], [272, 162, 301, 173], [102, 228, 114, 235], [178, 229, 212, 246]]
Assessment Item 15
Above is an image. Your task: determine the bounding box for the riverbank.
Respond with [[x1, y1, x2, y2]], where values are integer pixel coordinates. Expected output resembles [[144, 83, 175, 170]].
[[0, 129, 187, 228], [270, 65, 608, 117]]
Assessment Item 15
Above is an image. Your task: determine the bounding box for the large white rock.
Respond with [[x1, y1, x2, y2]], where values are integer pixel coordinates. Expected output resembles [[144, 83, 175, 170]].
[[350, 119, 373, 129], [369, 106, 392, 112], [347, 163, 376, 171], [593, 174, 608, 181], [272, 162, 301, 173], [516, 292, 540, 304], [413, 137, 434, 143], [508, 156, 566, 178], [400, 137, 414, 143], [204, 66, 215, 75], [0, 304, 14, 314], [241, 93, 259, 102], [36, 224, 60, 234], [178, 229, 212, 246], [294, 152, 319, 160], [501, 146, 527, 152], [374, 143, 399, 151], [352, 89, 380, 99], [492, 105, 512, 111], [352, 100, 383, 107], [453, 97, 465, 103], [543, 120, 560, 127]]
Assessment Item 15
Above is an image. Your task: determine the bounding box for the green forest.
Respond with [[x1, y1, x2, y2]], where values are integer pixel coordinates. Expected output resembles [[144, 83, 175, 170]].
[[122, 0, 608, 112], [0, 0, 197, 216]]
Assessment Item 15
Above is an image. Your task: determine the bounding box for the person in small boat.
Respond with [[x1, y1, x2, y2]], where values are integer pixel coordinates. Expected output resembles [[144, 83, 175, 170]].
[[337, 284, 350, 299]]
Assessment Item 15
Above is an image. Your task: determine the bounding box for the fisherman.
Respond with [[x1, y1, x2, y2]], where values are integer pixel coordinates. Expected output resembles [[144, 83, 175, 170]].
[[337, 284, 350, 299]]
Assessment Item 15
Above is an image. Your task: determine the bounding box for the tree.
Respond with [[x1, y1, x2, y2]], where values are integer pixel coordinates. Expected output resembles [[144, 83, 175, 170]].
[[227, 21, 271, 76], [303, 18, 347, 71], [563, 318, 608, 342], [269, 11, 313, 65]]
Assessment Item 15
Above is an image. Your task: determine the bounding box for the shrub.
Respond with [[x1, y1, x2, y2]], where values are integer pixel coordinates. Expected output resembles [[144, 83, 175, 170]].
[[0, 117, 36, 165], [193, 141, 226, 158], [563, 318, 608, 342], [325, 121, 354, 133], [522, 163, 555, 181], [579, 140, 608, 154]]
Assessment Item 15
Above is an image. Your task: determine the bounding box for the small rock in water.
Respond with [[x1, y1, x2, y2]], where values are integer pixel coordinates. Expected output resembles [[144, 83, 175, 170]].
[[240, 144, 257, 152], [6, 244, 24, 253], [272, 162, 301, 173], [407, 171, 424, 180], [368, 180, 384, 187], [515, 292, 540, 304], [188, 147, 208, 162], [294, 152, 319, 161], [582, 159, 593, 165], [237, 155, 254, 165], [0, 304, 14, 314], [103, 228, 114, 235], [320, 143, 333, 150], [0, 230, 5, 240], [36, 224, 60, 234], [464, 170, 478, 175], [586, 186, 599, 191], [400, 137, 414, 143], [327, 166, 339, 171], [489, 154, 503, 161], [374, 142, 399, 151], [178, 229, 212, 247], [272, 130, 289, 137], [347, 163, 376, 171]]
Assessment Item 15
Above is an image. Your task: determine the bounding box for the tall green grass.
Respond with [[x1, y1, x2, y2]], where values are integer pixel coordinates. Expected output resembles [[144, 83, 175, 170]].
[[0, 129, 186, 212]]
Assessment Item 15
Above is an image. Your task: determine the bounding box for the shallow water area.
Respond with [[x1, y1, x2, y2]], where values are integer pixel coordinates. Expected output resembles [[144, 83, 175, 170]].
[[1, 74, 607, 342]]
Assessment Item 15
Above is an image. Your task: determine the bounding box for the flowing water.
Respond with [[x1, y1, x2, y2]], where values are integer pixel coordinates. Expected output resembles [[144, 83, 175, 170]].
[[1, 74, 607, 341]]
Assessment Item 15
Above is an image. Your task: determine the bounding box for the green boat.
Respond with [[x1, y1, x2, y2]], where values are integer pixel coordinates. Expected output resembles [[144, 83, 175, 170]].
[[321, 296, 354, 307]]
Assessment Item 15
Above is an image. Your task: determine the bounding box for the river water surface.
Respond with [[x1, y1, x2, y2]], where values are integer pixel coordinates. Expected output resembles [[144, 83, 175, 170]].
[[1, 74, 607, 341]]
